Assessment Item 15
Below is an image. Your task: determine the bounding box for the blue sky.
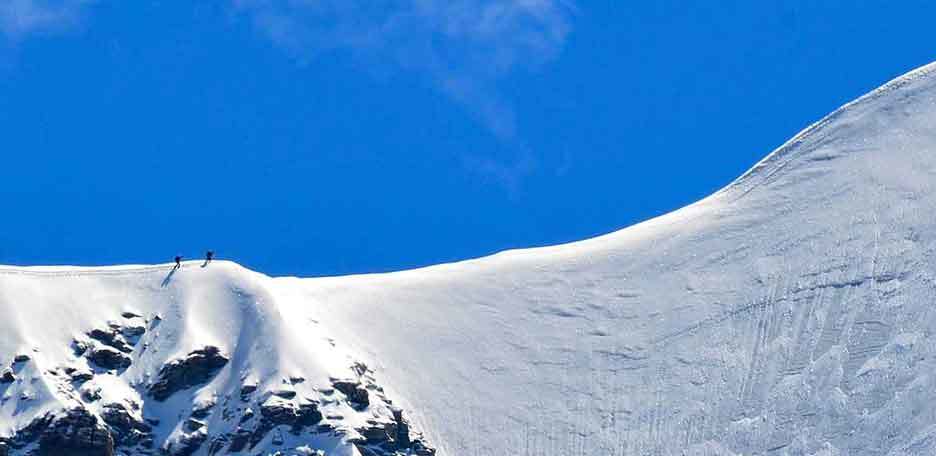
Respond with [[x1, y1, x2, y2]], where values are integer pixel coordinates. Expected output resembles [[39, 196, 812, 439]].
[[1, 1, 934, 276]]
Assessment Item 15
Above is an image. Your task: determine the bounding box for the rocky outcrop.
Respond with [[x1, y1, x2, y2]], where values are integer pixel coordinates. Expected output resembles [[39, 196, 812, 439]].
[[353, 409, 435, 456], [333, 379, 370, 409], [76, 315, 148, 372], [88, 328, 134, 354], [148, 346, 229, 401], [87, 346, 132, 371], [245, 397, 324, 448], [240, 383, 258, 401], [260, 398, 324, 431], [38, 408, 115, 456], [101, 402, 153, 448], [1, 313, 437, 456], [67, 366, 94, 383]]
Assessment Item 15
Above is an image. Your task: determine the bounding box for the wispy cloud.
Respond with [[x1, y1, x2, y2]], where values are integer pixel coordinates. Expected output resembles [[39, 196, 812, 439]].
[[0, 0, 92, 40], [233, 0, 574, 184], [1, 1, 574, 186]]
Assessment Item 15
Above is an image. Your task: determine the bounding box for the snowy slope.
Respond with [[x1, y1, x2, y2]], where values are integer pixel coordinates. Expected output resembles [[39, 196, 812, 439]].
[[4, 61, 936, 455], [275, 61, 936, 456]]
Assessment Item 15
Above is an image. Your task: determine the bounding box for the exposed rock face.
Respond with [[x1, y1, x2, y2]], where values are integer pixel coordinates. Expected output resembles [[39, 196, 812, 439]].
[[38, 408, 115, 456], [148, 346, 229, 401], [333, 380, 370, 409], [353, 409, 435, 456], [226, 429, 252, 453], [68, 367, 94, 383], [260, 399, 323, 429], [87, 346, 132, 370], [1, 315, 438, 456], [77, 317, 147, 372], [101, 402, 153, 448], [246, 397, 324, 447], [88, 329, 133, 354], [240, 383, 258, 401]]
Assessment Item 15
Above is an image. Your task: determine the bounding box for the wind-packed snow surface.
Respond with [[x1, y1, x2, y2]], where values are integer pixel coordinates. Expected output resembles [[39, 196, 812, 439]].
[[6, 62, 936, 455]]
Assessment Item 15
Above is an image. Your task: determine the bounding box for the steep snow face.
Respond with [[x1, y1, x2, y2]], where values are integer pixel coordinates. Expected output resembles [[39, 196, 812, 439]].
[[5, 62, 936, 456], [274, 62, 936, 455]]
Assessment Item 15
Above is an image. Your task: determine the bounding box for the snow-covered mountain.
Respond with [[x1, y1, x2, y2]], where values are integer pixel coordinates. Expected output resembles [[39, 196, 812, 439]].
[[5, 61, 936, 455]]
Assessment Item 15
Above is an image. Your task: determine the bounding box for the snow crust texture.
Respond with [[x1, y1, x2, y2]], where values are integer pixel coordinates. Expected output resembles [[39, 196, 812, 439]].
[[5, 61, 936, 455]]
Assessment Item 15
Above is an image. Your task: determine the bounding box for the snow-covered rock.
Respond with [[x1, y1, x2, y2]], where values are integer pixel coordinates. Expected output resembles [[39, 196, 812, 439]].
[[5, 61, 936, 454], [0, 263, 435, 455]]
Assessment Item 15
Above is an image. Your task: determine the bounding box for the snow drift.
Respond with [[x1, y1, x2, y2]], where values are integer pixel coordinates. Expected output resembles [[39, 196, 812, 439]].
[[5, 61, 936, 455]]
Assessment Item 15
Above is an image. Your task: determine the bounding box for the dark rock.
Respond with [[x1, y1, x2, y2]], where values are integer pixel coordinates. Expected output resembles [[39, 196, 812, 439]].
[[240, 383, 257, 401], [70, 369, 95, 383], [350, 408, 437, 456], [258, 400, 297, 426], [0, 440, 8, 456], [251, 398, 323, 446], [207, 434, 229, 456], [88, 325, 139, 353], [38, 408, 115, 456], [13, 412, 54, 448], [72, 339, 91, 357], [82, 389, 102, 402], [13, 354, 30, 363], [333, 380, 369, 409], [227, 429, 252, 452], [271, 388, 296, 399], [101, 403, 135, 433], [101, 403, 151, 447], [359, 426, 392, 444], [248, 422, 271, 450], [316, 423, 337, 434], [88, 328, 135, 353], [0, 370, 14, 384], [121, 311, 142, 319], [296, 402, 323, 427], [148, 346, 228, 401], [288, 376, 305, 384], [121, 324, 146, 338], [350, 362, 369, 377], [393, 408, 411, 448], [412, 439, 437, 455], [88, 329, 117, 345], [87, 346, 132, 370], [185, 419, 205, 432]]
